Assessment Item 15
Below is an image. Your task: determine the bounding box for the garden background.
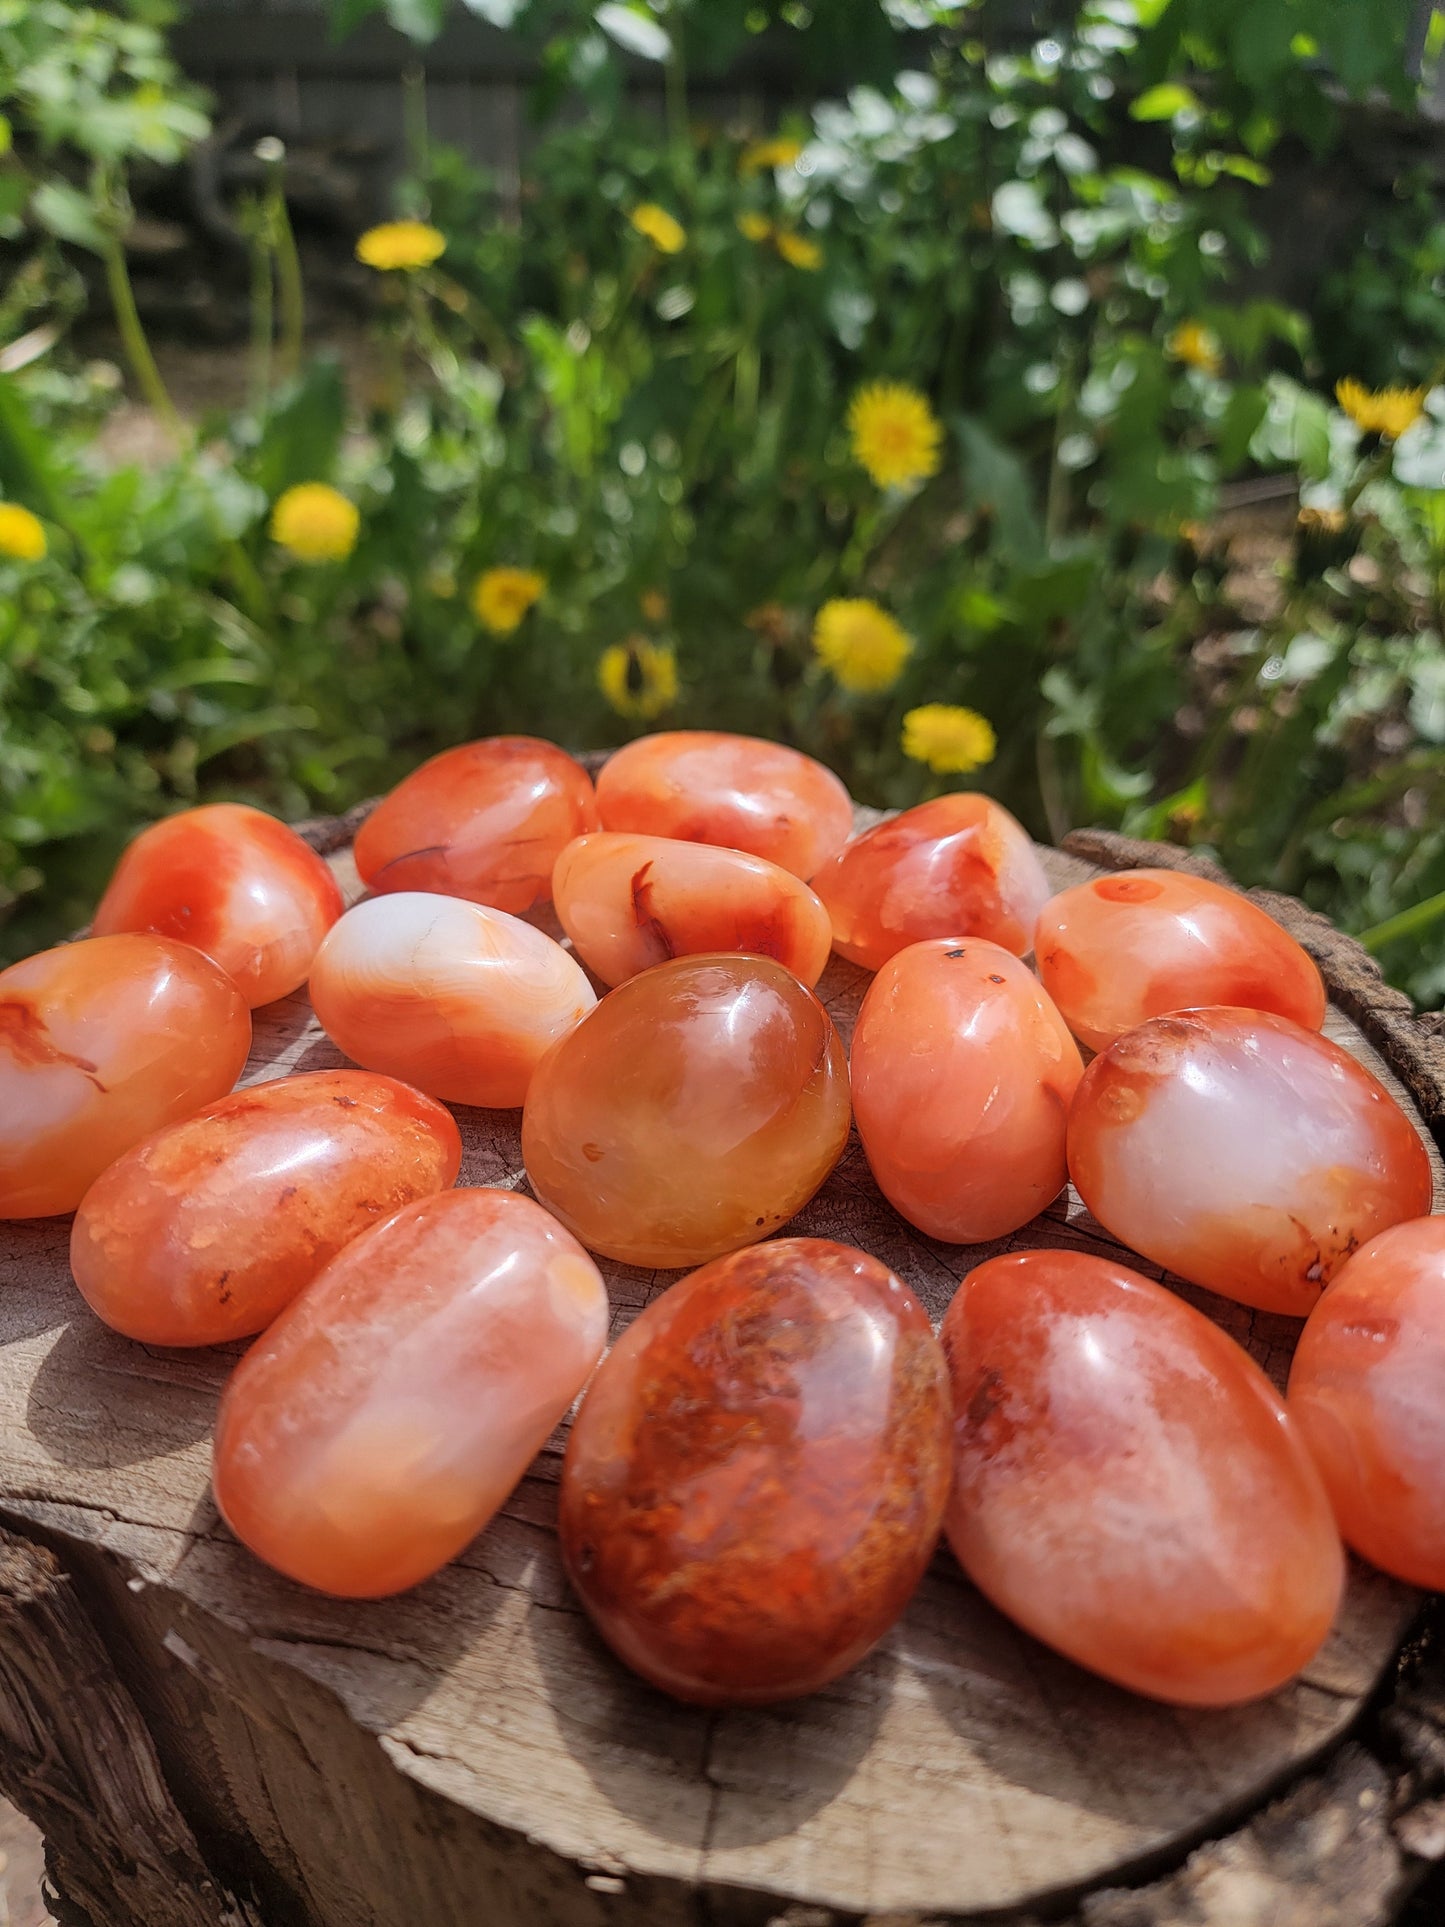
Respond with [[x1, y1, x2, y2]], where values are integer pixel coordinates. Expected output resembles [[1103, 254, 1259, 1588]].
[[4, 0, 1445, 1005]]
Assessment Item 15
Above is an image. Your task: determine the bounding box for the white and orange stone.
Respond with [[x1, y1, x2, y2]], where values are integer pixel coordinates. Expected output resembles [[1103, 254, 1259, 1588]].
[[71, 1070, 462, 1345], [213, 1188, 609, 1597], [309, 892, 596, 1108], [0, 934, 251, 1218], [93, 802, 344, 1007], [943, 1248, 1344, 1705]]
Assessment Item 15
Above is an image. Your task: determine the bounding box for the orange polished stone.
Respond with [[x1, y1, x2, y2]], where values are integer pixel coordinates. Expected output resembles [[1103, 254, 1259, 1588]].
[[560, 1238, 951, 1704], [811, 793, 1052, 971], [1289, 1218, 1445, 1589], [92, 803, 344, 1007], [1067, 1009, 1434, 1316], [552, 831, 833, 988], [0, 935, 251, 1219], [943, 1249, 1344, 1705], [594, 731, 853, 879], [309, 891, 596, 1107], [522, 954, 851, 1267], [1035, 867, 1327, 1052], [353, 736, 599, 912], [851, 940, 1083, 1242], [71, 1070, 462, 1345], [213, 1188, 609, 1598]]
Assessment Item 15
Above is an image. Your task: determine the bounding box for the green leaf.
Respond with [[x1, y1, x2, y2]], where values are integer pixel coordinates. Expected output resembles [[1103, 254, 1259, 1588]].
[[1129, 83, 1201, 122], [1218, 385, 1269, 470], [1218, 154, 1271, 186], [954, 416, 1043, 563], [594, 4, 671, 61], [29, 181, 107, 255], [0, 374, 71, 533], [251, 359, 347, 501]]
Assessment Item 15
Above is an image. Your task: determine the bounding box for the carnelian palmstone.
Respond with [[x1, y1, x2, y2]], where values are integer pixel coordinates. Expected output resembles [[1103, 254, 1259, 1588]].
[[811, 793, 1052, 971], [93, 803, 344, 1008], [1035, 867, 1327, 1052], [0, 934, 251, 1219], [522, 954, 850, 1267], [213, 1188, 608, 1598], [1289, 1218, 1445, 1589], [944, 1249, 1344, 1705], [552, 831, 833, 988], [71, 1070, 462, 1346], [560, 1238, 951, 1705], [1068, 1009, 1433, 1317], [309, 892, 596, 1108], [852, 939, 1083, 1242], [595, 731, 853, 880], [353, 736, 600, 913]]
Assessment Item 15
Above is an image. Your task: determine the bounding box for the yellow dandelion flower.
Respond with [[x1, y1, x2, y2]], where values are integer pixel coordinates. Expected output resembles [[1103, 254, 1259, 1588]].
[[1336, 378, 1427, 441], [812, 598, 913, 694], [739, 135, 804, 176], [640, 587, 669, 624], [775, 229, 823, 271], [1296, 506, 1346, 536], [269, 483, 359, 563], [630, 204, 686, 255], [1166, 321, 1223, 376], [0, 503, 47, 562], [471, 567, 546, 635], [847, 381, 944, 491], [901, 703, 997, 776], [736, 212, 774, 243], [355, 220, 447, 272], [599, 637, 678, 719]]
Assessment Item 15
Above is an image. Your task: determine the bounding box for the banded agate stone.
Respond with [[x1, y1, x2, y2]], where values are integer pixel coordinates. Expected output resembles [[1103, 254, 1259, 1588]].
[[1068, 1009, 1433, 1316], [1289, 1217, 1445, 1589], [943, 1249, 1344, 1705], [595, 731, 853, 880], [851, 939, 1083, 1242], [71, 1070, 461, 1345], [552, 831, 832, 987], [522, 954, 850, 1267], [0, 935, 251, 1219], [309, 892, 595, 1108], [213, 1188, 608, 1597], [353, 736, 599, 913], [92, 802, 344, 1008], [810, 793, 1052, 972], [560, 1238, 951, 1704], [1035, 867, 1326, 1052]]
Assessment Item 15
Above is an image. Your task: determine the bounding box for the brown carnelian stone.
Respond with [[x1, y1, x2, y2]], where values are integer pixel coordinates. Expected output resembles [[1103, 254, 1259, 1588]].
[[559, 1237, 951, 1704], [353, 737, 600, 912], [1289, 1218, 1445, 1590], [70, 1070, 462, 1345], [1067, 1008, 1434, 1316], [552, 831, 833, 987], [943, 1249, 1344, 1705], [521, 955, 851, 1268], [93, 803, 344, 1007], [0, 934, 251, 1219], [851, 939, 1083, 1241], [594, 731, 853, 879], [810, 793, 1052, 971], [1035, 867, 1327, 1052]]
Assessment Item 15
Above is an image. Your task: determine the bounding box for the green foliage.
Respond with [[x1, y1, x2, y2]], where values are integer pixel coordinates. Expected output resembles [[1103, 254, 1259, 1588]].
[[3, 0, 1445, 1005]]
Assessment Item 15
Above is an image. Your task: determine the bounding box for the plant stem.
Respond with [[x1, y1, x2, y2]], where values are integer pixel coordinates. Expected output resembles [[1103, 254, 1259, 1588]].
[[100, 211, 183, 440], [1359, 887, 1445, 954], [249, 213, 274, 414], [273, 185, 305, 383]]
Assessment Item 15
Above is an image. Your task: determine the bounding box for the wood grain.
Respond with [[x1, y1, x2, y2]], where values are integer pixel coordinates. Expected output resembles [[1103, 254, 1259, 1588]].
[[0, 814, 1440, 1925]]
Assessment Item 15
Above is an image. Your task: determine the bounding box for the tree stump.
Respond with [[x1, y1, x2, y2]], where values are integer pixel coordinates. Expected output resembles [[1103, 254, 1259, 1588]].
[[1, 810, 1443, 1927]]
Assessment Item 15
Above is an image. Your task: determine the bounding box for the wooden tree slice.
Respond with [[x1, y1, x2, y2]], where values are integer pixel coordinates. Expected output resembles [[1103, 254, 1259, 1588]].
[[0, 809, 1441, 1927]]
